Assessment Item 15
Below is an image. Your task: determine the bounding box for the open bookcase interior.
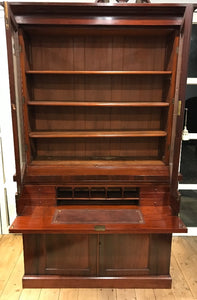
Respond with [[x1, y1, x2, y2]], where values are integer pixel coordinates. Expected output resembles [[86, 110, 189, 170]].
[[22, 26, 177, 164]]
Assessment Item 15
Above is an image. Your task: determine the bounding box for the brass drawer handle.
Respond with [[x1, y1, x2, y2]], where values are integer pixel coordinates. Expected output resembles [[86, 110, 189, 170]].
[[94, 225, 106, 231]]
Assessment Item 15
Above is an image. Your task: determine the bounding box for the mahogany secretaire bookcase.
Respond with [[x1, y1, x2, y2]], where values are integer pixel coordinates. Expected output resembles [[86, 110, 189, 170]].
[[4, 1, 193, 289]]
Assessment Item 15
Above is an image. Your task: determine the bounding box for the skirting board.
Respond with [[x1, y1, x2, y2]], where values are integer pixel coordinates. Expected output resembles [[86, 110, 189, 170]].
[[23, 275, 172, 289]]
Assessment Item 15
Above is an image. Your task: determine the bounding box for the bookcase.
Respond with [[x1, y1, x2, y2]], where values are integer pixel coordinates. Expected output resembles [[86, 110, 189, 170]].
[[5, 2, 193, 288]]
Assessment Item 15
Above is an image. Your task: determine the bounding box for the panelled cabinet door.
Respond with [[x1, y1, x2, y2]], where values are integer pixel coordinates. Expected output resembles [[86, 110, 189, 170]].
[[99, 234, 150, 276], [24, 234, 98, 276], [99, 234, 172, 277]]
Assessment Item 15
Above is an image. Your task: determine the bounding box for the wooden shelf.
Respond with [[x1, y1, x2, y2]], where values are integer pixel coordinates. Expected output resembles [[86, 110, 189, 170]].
[[28, 101, 170, 107], [30, 160, 166, 166], [29, 130, 167, 138], [26, 70, 172, 75]]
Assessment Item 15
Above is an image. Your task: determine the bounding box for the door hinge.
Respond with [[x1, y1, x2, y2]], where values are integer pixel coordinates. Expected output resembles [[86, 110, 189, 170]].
[[176, 46, 179, 54], [4, 2, 9, 30], [178, 100, 182, 116]]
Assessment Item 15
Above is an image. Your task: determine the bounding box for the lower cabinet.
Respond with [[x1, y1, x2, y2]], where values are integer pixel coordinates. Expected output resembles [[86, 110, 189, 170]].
[[23, 233, 172, 288]]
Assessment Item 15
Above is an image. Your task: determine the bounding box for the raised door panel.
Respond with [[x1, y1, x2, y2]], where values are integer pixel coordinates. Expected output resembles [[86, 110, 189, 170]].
[[99, 234, 172, 277], [99, 234, 150, 276], [43, 234, 97, 276], [23, 234, 98, 276]]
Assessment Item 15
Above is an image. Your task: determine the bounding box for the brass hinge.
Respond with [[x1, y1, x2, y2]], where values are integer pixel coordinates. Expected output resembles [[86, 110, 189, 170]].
[[176, 46, 179, 54], [172, 98, 175, 104], [178, 100, 182, 116], [4, 2, 9, 30]]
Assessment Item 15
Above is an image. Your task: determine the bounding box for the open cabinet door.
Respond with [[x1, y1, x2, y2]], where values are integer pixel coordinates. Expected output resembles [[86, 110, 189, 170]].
[[4, 2, 26, 214], [170, 4, 194, 215]]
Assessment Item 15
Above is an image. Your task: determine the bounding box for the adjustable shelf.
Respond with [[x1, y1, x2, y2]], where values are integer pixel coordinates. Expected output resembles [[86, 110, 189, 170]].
[[28, 101, 170, 107], [26, 70, 172, 75], [29, 130, 167, 138]]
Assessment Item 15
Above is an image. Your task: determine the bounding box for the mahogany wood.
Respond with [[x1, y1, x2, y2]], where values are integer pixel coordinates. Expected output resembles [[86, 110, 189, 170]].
[[29, 106, 163, 131], [15, 17, 183, 27], [21, 233, 172, 288], [22, 275, 172, 289], [29, 131, 167, 138], [26, 71, 172, 75], [5, 3, 22, 188], [9, 205, 186, 234], [28, 34, 169, 72], [22, 26, 176, 37], [170, 5, 193, 214], [28, 101, 170, 107], [163, 33, 179, 164], [30, 74, 168, 102], [6, 2, 193, 289], [18, 30, 31, 164]]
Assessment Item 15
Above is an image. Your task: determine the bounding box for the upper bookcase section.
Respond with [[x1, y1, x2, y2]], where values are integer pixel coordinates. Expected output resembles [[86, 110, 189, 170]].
[[8, 2, 187, 27]]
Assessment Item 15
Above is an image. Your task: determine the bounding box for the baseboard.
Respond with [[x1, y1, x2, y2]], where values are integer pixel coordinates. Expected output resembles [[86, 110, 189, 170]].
[[23, 275, 172, 289]]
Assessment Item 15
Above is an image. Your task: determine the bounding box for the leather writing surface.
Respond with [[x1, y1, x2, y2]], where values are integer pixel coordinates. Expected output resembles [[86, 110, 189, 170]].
[[52, 208, 144, 224]]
